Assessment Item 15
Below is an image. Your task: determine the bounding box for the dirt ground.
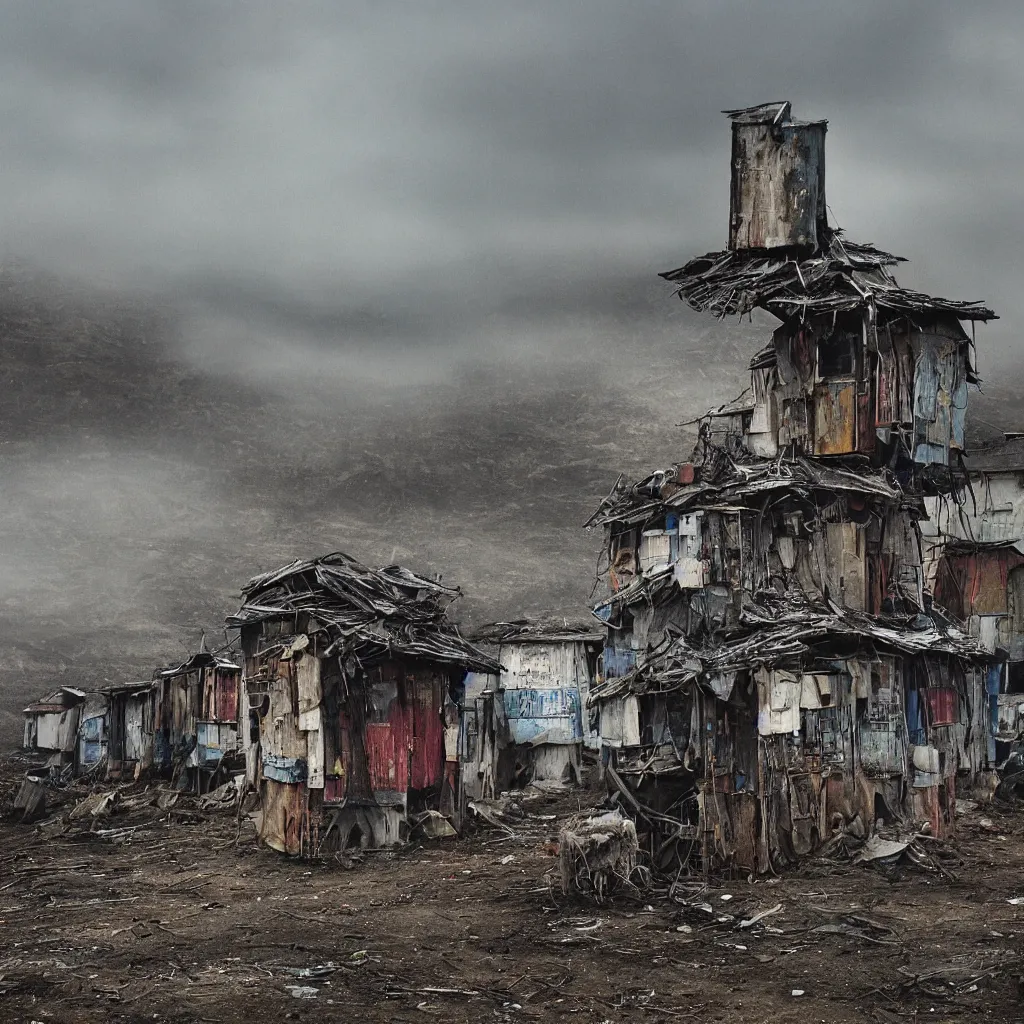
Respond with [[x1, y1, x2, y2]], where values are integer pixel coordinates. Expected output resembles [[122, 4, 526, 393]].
[[2, 759, 1023, 1024]]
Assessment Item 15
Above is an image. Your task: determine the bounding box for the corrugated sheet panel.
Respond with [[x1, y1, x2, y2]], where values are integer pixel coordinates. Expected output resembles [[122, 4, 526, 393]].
[[926, 688, 957, 727], [215, 670, 239, 723], [365, 721, 404, 793], [407, 674, 445, 791]]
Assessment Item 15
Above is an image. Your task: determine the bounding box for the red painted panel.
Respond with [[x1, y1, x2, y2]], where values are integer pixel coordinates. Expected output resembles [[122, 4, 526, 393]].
[[365, 722, 400, 791], [926, 688, 957, 727], [408, 674, 445, 791], [215, 670, 239, 723]]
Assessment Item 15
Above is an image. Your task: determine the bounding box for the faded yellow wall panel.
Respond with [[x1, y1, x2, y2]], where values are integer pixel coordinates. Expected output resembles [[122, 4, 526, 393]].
[[814, 381, 857, 455]]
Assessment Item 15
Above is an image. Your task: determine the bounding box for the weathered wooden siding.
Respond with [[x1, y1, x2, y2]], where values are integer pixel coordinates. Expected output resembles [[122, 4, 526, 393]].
[[729, 117, 827, 251]]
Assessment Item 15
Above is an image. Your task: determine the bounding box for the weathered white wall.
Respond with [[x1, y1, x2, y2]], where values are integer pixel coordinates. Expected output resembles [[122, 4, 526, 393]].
[[29, 708, 80, 752], [499, 641, 590, 750], [925, 472, 1024, 547]]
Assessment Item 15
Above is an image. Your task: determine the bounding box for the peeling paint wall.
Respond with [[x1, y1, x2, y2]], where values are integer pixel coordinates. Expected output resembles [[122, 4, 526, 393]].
[[497, 640, 596, 783], [242, 618, 465, 857]]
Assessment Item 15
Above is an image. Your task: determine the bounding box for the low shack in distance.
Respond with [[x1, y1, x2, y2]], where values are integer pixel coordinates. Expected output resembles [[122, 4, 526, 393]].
[[469, 620, 603, 790], [22, 687, 87, 770]]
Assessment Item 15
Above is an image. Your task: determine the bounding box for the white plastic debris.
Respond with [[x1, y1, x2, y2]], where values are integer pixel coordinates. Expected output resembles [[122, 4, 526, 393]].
[[739, 903, 783, 929], [791, 989, 805, 997], [286, 985, 320, 999]]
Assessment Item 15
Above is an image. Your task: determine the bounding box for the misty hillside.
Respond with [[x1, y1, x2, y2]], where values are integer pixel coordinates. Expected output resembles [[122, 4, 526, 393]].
[[0, 265, 756, 742], [0, 265, 1017, 744]]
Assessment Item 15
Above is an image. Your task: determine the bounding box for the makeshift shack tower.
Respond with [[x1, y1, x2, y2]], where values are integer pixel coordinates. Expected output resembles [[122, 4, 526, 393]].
[[586, 102, 997, 877]]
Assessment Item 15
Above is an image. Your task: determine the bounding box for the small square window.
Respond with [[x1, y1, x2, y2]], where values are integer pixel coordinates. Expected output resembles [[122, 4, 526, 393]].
[[817, 331, 855, 378]]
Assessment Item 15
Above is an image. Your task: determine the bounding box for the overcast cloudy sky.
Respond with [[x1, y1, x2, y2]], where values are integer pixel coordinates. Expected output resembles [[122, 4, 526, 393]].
[[1, 1, 1022, 735], [3, 1, 1021, 364]]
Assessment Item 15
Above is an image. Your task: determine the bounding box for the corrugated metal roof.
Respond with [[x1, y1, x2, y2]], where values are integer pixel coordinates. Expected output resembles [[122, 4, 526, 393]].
[[965, 437, 1024, 473], [227, 552, 499, 672]]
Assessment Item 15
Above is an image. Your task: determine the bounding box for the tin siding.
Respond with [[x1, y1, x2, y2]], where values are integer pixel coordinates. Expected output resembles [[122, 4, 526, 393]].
[[215, 670, 239, 724], [365, 720, 406, 795]]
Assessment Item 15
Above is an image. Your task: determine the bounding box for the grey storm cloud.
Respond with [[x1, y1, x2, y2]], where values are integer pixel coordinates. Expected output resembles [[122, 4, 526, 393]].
[[1, 1, 1021, 360]]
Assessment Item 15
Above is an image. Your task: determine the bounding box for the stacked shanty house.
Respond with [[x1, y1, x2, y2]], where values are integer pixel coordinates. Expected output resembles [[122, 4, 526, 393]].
[[586, 102, 997, 876], [227, 552, 497, 856]]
